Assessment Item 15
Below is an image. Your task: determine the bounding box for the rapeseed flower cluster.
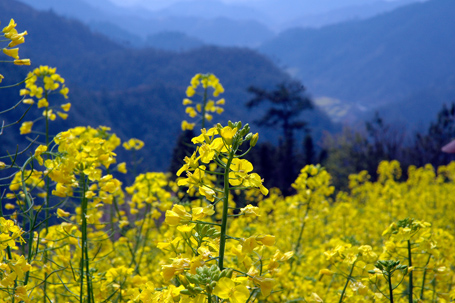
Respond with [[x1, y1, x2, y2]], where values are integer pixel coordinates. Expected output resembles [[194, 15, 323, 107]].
[[123, 138, 145, 150], [159, 121, 287, 302], [4, 120, 455, 303], [237, 161, 455, 302], [1, 18, 30, 74], [0, 218, 31, 302], [181, 73, 225, 130], [45, 126, 122, 199], [19, 66, 70, 135]]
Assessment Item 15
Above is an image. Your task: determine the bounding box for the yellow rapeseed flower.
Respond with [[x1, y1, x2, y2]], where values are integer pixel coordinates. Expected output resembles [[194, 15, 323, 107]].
[[19, 121, 33, 134], [61, 103, 71, 111], [37, 98, 49, 108], [4, 203, 15, 210], [213, 277, 250, 303], [123, 138, 144, 150], [181, 120, 195, 131], [2, 48, 19, 59], [13, 59, 30, 65], [56, 208, 71, 217], [34, 145, 47, 165], [2, 19, 17, 33], [57, 111, 68, 120]]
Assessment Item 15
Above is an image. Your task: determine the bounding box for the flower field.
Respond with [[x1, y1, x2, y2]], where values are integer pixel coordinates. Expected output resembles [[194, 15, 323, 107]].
[[1, 18, 455, 303]]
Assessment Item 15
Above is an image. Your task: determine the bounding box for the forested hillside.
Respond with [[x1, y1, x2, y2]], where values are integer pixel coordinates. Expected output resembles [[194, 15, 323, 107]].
[[1, 0, 333, 171]]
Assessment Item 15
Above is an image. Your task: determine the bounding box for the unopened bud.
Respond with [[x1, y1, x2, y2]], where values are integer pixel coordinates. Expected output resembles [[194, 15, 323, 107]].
[[179, 275, 189, 287], [250, 133, 259, 147], [206, 284, 213, 294]]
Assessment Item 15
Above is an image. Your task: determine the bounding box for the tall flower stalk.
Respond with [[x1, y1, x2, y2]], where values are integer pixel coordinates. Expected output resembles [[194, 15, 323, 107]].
[[165, 121, 278, 302], [181, 73, 225, 131]]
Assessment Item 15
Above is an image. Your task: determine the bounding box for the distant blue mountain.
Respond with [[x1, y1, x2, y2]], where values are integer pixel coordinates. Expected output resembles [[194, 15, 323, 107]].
[[244, 0, 420, 27], [153, 0, 269, 21], [259, 0, 455, 128], [145, 31, 204, 51], [281, 0, 418, 30], [16, 0, 422, 47], [16, 0, 274, 47]]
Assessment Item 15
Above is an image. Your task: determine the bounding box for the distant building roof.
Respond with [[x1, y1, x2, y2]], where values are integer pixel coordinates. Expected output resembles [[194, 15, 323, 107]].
[[442, 139, 455, 153]]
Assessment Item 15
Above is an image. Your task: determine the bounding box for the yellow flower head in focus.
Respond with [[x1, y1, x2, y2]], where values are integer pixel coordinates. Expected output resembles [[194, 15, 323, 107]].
[[213, 277, 250, 303]]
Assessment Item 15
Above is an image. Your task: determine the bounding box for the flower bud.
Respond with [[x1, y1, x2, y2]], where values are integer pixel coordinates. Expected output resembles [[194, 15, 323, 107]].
[[179, 275, 189, 287], [250, 133, 259, 147], [205, 284, 213, 294]]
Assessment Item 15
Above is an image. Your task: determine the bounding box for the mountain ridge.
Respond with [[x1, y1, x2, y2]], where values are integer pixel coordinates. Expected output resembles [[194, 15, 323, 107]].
[[259, 0, 455, 127]]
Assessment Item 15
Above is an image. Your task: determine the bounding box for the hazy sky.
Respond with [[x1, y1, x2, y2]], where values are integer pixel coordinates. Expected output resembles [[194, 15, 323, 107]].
[[108, 0, 404, 10], [109, 0, 400, 4], [108, 0, 271, 10]]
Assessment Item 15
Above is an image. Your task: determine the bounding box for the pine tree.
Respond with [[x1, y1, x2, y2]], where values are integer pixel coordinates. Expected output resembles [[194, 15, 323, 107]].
[[246, 81, 313, 195]]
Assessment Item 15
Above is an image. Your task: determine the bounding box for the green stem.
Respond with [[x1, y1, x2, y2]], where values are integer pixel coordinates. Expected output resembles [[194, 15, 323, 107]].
[[407, 240, 413, 303], [289, 199, 311, 272], [112, 198, 138, 269], [420, 254, 432, 300], [128, 200, 150, 271], [218, 151, 234, 270], [110, 202, 115, 233], [339, 261, 355, 303], [431, 278, 436, 302], [134, 203, 153, 275], [20, 159, 36, 286], [44, 95, 50, 303], [294, 199, 311, 255], [79, 173, 92, 303], [201, 85, 208, 129], [44, 97, 50, 233], [388, 272, 394, 303]]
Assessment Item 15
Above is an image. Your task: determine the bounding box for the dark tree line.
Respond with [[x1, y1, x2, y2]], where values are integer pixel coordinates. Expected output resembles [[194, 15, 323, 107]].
[[322, 104, 455, 189]]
